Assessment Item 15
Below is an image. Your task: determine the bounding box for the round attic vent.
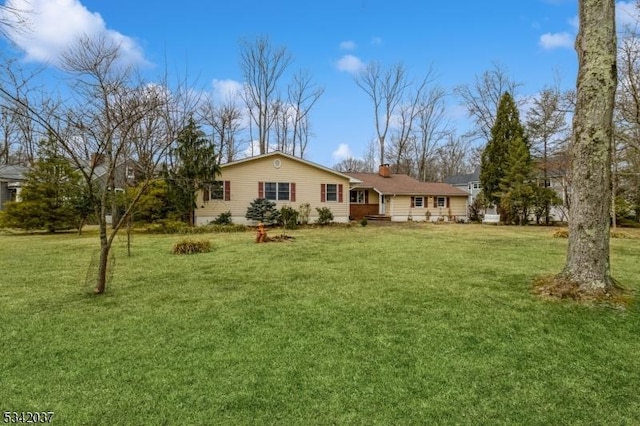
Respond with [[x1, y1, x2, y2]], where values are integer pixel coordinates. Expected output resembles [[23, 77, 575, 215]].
[[273, 159, 282, 169]]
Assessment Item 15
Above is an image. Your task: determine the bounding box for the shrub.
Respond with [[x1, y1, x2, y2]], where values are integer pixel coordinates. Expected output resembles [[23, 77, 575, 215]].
[[172, 238, 211, 254], [200, 224, 247, 233], [245, 198, 280, 225], [316, 207, 334, 225], [280, 206, 299, 229], [552, 229, 569, 238], [298, 203, 311, 225], [610, 231, 631, 239], [212, 211, 233, 225], [360, 218, 368, 227]]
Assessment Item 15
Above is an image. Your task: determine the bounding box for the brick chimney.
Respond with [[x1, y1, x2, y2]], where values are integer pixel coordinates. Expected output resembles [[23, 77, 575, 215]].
[[378, 163, 391, 178]]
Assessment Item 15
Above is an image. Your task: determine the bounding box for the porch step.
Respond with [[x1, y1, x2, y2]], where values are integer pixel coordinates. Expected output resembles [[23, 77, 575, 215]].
[[364, 214, 391, 221]]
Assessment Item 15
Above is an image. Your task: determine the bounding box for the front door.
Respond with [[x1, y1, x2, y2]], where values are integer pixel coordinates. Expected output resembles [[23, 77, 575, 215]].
[[380, 195, 387, 215]]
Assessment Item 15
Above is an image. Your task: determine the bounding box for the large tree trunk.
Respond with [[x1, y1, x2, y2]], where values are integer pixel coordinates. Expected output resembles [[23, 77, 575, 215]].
[[560, 0, 617, 294]]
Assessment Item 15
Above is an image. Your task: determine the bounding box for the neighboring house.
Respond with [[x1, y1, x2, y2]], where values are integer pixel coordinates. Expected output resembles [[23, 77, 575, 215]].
[[0, 165, 28, 211], [194, 151, 359, 225], [443, 170, 481, 206], [535, 155, 570, 222], [346, 165, 469, 222]]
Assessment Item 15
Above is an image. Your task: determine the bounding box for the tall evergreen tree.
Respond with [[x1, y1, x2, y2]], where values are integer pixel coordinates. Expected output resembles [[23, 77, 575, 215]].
[[1, 134, 87, 232], [165, 117, 220, 226], [498, 136, 535, 224], [480, 92, 528, 215]]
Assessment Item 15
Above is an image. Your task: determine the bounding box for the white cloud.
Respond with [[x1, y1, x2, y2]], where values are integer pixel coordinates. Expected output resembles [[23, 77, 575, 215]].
[[339, 40, 356, 50], [212, 79, 243, 102], [539, 32, 574, 49], [336, 54, 364, 74], [1, 0, 146, 66], [332, 144, 352, 162]]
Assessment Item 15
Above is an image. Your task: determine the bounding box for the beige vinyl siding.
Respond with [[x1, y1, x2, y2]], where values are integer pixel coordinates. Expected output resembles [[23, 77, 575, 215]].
[[195, 153, 350, 225], [389, 195, 468, 222]]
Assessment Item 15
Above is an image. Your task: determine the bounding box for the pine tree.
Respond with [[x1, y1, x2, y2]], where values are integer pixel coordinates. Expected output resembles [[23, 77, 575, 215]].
[[498, 137, 535, 224], [165, 117, 220, 226], [245, 198, 281, 225], [480, 92, 528, 219], [1, 135, 87, 232]]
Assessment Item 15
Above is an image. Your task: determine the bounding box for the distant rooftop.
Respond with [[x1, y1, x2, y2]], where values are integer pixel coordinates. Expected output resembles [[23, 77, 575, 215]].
[[0, 164, 29, 181], [443, 170, 480, 186]]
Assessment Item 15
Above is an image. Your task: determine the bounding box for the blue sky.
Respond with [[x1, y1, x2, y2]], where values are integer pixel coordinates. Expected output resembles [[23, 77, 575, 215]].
[[1, 0, 638, 167]]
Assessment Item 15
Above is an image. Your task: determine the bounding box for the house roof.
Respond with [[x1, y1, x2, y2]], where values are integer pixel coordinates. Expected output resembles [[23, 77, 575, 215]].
[[222, 151, 362, 183], [346, 172, 469, 196], [0, 165, 29, 181], [443, 170, 480, 185]]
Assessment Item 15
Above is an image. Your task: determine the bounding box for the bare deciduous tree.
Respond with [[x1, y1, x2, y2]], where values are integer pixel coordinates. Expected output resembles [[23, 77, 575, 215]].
[[412, 86, 450, 181], [356, 61, 410, 166], [287, 70, 323, 158], [239, 36, 292, 155], [1, 35, 195, 294], [199, 97, 244, 164], [454, 62, 522, 142]]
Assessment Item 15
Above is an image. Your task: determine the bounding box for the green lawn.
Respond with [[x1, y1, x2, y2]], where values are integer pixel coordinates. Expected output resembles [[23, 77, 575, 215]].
[[1, 224, 639, 425]]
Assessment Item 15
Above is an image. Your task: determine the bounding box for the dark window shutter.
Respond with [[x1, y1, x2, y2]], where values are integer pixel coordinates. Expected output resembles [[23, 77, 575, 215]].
[[290, 182, 296, 202], [364, 190, 369, 204], [321, 184, 326, 202], [411, 196, 415, 208], [203, 188, 210, 202], [224, 181, 231, 201], [338, 184, 343, 203], [446, 197, 450, 208], [258, 181, 264, 198], [433, 197, 437, 208]]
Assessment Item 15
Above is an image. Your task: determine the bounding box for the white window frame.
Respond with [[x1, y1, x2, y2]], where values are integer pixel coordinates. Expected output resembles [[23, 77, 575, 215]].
[[437, 196, 446, 207], [325, 183, 338, 202], [265, 182, 290, 201], [414, 196, 424, 208]]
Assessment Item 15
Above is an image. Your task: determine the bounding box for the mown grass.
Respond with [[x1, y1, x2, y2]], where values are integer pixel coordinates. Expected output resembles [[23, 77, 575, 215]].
[[1, 224, 639, 425]]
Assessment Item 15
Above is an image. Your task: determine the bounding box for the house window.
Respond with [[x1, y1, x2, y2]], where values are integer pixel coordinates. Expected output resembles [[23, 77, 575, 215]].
[[265, 182, 290, 201], [210, 181, 224, 199], [203, 181, 230, 202], [350, 190, 366, 204], [278, 182, 290, 200], [321, 183, 343, 202], [414, 196, 424, 208], [437, 196, 446, 207], [326, 184, 338, 202], [473, 183, 480, 189]]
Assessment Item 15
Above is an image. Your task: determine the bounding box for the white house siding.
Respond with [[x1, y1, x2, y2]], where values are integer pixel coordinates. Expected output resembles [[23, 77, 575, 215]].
[[195, 153, 351, 225]]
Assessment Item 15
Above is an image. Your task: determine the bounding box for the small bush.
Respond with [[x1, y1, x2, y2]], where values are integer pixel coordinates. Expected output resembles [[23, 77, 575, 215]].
[[553, 229, 569, 238], [316, 207, 334, 225], [280, 206, 299, 229], [172, 238, 211, 254], [360, 218, 368, 227], [610, 231, 631, 239], [200, 224, 247, 233], [212, 211, 233, 225], [299, 203, 311, 225], [245, 198, 280, 225]]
